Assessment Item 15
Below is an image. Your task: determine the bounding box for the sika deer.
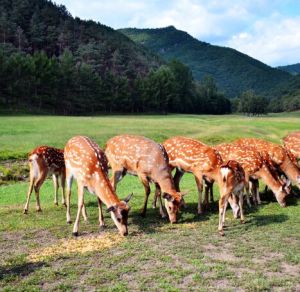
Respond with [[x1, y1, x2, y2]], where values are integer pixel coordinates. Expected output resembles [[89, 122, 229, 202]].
[[105, 135, 184, 223], [214, 143, 289, 207], [64, 136, 132, 236], [235, 138, 300, 189], [163, 136, 244, 235], [24, 146, 65, 214], [284, 131, 300, 159]]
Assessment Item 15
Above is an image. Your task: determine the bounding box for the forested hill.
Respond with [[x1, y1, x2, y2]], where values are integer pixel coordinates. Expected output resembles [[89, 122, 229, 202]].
[[0, 0, 234, 115], [119, 26, 293, 97], [0, 0, 161, 77], [278, 63, 300, 75]]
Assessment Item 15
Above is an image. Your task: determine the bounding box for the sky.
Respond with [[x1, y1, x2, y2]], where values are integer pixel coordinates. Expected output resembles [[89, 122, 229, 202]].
[[55, 0, 300, 67]]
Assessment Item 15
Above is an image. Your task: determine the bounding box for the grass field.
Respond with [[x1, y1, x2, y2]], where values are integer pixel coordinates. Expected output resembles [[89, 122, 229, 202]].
[[0, 113, 300, 291]]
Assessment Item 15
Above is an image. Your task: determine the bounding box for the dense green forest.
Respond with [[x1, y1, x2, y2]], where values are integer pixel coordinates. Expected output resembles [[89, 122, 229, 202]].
[[120, 27, 295, 98], [0, 0, 231, 114]]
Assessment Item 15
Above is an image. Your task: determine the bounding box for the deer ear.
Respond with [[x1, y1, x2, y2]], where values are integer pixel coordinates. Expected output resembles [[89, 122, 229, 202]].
[[285, 179, 291, 187], [123, 193, 133, 203], [180, 190, 189, 196], [163, 193, 174, 202], [107, 205, 116, 213]]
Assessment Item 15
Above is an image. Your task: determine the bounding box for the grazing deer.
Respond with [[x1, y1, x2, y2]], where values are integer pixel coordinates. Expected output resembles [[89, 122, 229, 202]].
[[283, 131, 300, 159], [105, 135, 184, 223], [235, 138, 300, 190], [163, 136, 245, 235], [64, 136, 132, 236], [214, 143, 289, 207], [24, 146, 66, 214]]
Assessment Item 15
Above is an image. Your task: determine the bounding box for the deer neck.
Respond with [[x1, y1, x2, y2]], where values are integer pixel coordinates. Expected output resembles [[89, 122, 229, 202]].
[[155, 170, 177, 195], [255, 164, 281, 194], [93, 171, 120, 207], [280, 157, 299, 183]]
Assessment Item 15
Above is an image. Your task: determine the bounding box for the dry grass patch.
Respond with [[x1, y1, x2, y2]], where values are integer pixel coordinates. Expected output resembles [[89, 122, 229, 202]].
[[27, 233, 123, 262]]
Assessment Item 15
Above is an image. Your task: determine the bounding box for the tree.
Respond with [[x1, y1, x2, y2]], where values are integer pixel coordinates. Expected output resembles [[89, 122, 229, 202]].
[[238, 90, 268, 115]]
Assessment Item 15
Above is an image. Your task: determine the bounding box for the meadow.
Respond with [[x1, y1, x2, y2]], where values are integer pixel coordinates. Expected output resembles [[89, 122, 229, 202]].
[[0, 113, 300, 291]]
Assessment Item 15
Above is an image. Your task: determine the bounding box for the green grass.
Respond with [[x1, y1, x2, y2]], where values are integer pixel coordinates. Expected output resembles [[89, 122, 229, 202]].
[[0, 113, 300, 291], [0, 112, 299, 160]]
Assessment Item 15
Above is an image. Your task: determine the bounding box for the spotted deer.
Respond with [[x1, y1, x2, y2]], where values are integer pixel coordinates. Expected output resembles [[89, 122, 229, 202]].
[[214, 143, 289, 207], [283, 131, 300, 159], [235, 138, 300, 190], [24, 146, 66, 214], [163, 136, 245, 235], [64, 136, 132, 236], [105, 135, 184, 223]]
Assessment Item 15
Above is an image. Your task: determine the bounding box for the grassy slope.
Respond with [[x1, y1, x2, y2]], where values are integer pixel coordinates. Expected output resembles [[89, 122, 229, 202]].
[[0, 113, 300, 291]]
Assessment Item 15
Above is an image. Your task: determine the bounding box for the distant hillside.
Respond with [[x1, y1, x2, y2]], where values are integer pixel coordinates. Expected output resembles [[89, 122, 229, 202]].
[[278, 63, 300, 75], [120, 26, 293, 97]]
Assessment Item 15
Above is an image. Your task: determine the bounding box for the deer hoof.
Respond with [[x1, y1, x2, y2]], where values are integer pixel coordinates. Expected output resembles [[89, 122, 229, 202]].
[[99, 225, 106, 232], [241, 219, 245, 224], [218, 229, 225, 236], [23, 209, 28, 215], [62, 203, 67, 208], [67, 220, 72, 224], [36, 208, 42, 212], [140, 213, 146, 218], [72, 232, 79, 237]]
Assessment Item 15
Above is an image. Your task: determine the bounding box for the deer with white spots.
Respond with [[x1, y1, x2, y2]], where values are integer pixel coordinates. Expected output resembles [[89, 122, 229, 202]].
[[64, 136, 132, 237], [24, 146, 66, 214], [235, 138, 300, 190], [163, 136, 245, 235], [214, 143, 289, 207], [105, 134, 185, 223], [283, 131, 300, 161]]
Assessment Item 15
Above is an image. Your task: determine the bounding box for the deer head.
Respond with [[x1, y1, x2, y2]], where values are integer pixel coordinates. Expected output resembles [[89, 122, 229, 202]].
[[107, 193, 132, 236]]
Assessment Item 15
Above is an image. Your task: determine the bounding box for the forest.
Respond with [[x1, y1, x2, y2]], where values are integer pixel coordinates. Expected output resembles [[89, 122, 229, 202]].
[[0, 0, 231, 115]]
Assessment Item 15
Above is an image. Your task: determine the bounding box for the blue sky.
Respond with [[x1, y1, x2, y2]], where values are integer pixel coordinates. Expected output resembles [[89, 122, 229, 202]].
[[55, 0, 300, 67]]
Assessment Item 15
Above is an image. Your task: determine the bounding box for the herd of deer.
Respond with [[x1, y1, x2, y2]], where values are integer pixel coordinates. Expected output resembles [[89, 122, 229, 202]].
[[23, 131, 300, 236]]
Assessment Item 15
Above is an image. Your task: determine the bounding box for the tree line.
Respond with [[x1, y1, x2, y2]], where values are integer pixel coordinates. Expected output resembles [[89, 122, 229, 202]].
[[0, 45, 231, 114]]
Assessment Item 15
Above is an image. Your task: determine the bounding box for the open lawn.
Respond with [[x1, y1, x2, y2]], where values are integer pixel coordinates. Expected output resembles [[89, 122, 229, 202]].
[[0, 113, 300, 291]]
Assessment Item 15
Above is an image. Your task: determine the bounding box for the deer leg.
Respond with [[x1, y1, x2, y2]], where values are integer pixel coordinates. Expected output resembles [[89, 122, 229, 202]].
[[209, 182, 214, 203], [244, 181, 252, 208], [194, 172, 203, 214], [140, 175, 150, 217], [61, 171, 66, 207], [173, 168, 184, 192], [254, 180, 261, 205], [152, 183, 159, 209], [218, 195, 228, 236], [98, 198, 105, 230], [73, 182, 84, 236], [228, 194, 240, 219], [110, 169, 123, 191], [239, 191, 245, 224], [66, 170, 73, 224], [155, 183, 167, 218], [203, 178, 212, 209], [24, 170, 35, 214], [53, 174, 59, 206], [33, 171, 47, 212]]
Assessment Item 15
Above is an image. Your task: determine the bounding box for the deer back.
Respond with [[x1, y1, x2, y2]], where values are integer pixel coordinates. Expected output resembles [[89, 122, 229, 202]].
[[284, 132, 300, 159], [163, 136, 223, 173], [29, 146, 65, 174], [214, 143, 262, 176]]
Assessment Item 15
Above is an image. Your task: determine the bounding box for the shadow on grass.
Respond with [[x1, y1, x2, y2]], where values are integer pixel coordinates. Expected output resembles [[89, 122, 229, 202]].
[[0, 261, 45, 280]]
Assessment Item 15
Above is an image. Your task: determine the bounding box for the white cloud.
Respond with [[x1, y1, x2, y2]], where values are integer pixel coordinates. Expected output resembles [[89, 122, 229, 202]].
[[226, 16, 300, 66], [55, 0, 300, 66]]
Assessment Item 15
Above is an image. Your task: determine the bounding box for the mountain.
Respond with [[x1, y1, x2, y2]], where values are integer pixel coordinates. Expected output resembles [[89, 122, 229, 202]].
[[119, 26, 293, 97], [278, 63, 300, 75], [0, 0, 161, 79]]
